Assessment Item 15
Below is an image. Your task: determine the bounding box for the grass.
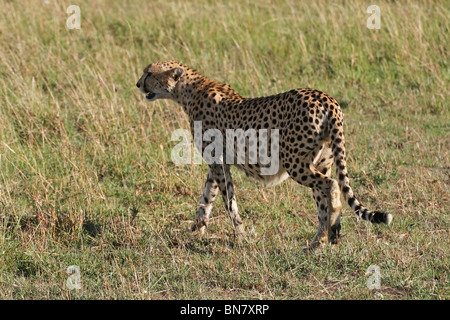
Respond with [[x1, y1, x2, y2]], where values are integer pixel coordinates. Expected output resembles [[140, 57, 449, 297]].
[[0, 0, 448, 299]]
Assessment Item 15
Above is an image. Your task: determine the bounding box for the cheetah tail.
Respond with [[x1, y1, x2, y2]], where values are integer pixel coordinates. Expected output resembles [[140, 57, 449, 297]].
[[329, 116, 392, 225]]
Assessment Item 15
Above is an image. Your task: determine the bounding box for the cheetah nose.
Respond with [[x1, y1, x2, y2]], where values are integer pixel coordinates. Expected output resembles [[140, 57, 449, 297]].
[[136, 82, 140, 88]]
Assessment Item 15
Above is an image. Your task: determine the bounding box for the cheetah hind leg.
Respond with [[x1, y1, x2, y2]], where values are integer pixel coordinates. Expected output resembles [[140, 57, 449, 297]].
[[308, 180, 342, 250], [310, 143, 342, 249], [328, 179, 342, 244], [304, 139, 342, 249], [308, 187, 330, 250]]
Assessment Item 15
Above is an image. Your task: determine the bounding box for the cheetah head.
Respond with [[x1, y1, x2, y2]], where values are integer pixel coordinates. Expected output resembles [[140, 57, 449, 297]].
[[136, 61, 185, 102]]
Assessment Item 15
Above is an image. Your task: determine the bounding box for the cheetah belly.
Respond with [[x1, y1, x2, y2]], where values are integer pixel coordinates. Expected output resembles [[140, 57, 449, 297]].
[[235, 164, 290, 188]]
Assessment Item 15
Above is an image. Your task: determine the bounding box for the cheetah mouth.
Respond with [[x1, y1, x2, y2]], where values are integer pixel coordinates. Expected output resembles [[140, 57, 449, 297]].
[[145, 92, 157, 101]]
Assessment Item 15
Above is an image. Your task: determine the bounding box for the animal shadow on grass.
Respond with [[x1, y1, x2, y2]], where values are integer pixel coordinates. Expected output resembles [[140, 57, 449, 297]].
[[163, 229, 240, 255]]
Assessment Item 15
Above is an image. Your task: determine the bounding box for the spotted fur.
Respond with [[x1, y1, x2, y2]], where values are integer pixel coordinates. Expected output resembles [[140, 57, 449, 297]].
[[136, 60, 392, 248]]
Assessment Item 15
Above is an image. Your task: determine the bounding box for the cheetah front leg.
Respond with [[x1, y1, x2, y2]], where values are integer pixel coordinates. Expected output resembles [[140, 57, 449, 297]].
[[210, 163, 245, 238], [191, 169, 220, 234]]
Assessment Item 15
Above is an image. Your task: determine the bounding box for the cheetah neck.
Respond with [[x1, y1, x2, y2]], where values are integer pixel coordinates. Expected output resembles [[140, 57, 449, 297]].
[[171, 69, 244, 111]]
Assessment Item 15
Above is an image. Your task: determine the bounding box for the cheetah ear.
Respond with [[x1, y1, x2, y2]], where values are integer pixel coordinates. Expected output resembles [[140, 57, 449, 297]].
[[171, 67, 185, 82]]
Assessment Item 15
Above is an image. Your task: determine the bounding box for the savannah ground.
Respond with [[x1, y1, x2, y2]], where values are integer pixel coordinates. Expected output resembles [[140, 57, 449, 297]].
[[0, 0, 448, 299]]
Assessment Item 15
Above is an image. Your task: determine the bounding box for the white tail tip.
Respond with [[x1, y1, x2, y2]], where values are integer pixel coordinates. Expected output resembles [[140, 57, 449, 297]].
[[386, 213, 393, 225]]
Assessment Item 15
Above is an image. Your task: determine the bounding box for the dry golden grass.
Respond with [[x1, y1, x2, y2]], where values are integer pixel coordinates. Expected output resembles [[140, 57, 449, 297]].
[[0, 0, 448, 299]]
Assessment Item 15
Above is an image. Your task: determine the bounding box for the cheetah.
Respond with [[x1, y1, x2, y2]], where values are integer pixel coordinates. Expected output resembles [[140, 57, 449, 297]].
[[136, 60, 392, 249]]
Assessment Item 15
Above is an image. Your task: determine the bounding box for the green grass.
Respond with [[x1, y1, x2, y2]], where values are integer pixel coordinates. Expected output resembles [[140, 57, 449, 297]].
[[0, 0, 448, 299]]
